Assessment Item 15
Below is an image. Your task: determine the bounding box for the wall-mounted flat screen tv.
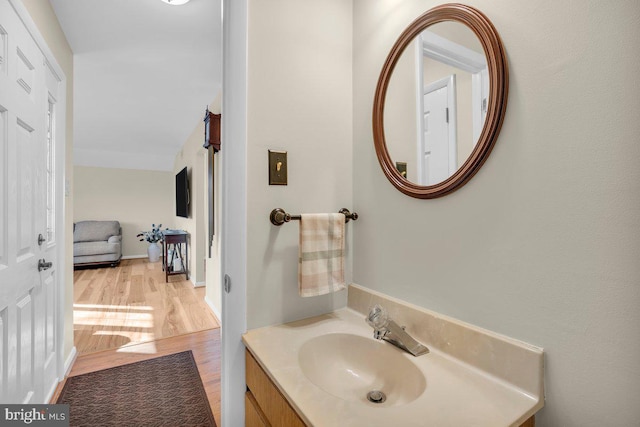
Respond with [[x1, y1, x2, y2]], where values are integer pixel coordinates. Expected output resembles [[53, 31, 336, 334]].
[[176, 166, 189, 218]]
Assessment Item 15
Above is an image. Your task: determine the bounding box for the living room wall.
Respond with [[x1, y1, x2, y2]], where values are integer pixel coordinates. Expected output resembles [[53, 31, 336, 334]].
[[173, 127, 207, 286], [173, 94, 221, 300], [74, 166, 174, 258]]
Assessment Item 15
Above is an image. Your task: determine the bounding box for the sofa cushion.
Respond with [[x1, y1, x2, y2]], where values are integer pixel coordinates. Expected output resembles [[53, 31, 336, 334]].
[[74, 221, 120, 243], [74, 241, 121, 257]]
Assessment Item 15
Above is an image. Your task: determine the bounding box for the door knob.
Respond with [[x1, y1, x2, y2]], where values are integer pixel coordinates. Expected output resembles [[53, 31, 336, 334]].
[[38, 259, 52, 272]]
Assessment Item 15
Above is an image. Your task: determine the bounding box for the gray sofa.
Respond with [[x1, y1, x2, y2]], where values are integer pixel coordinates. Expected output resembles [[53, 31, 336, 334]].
[[73, 220, 122, 267]]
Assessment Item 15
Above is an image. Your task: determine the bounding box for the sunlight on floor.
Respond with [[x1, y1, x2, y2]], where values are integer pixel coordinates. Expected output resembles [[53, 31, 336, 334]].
[[74, 305, 155, 328], [90, 330, 157, 353], [74, 314, 154, 328], [74, 303, 154, 311], [74, 303, 157, 353]]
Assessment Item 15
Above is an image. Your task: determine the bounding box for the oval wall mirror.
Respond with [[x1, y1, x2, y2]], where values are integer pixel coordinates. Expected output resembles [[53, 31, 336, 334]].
[[373, 4, 508, 198]]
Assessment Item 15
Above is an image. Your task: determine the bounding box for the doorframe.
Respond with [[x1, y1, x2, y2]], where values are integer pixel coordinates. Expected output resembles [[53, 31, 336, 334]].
[[419, 30, 488, 146], [10, 0, 68, 399], [221, 0, 248, 425]]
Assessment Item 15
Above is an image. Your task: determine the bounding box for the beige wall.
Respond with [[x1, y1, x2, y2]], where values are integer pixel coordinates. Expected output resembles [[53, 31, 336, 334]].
[[172, 97, 219, 288], [385, 39, 419, 182], [245, 0, 353, 329], [204, 94, 222, 317], [172, 94, 221, 289], [353, 1, 640, 426], [173, 133, 206, 285], [73, 166, 174, 257], [21, 0, 75, 364]]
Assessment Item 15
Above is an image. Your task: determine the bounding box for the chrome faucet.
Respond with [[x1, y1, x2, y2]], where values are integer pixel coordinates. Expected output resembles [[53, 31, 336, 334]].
[[366, 305, 429, 357]]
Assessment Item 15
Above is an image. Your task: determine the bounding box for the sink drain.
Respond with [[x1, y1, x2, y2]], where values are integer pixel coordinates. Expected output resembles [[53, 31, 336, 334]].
[[366, 390, 387, 404]]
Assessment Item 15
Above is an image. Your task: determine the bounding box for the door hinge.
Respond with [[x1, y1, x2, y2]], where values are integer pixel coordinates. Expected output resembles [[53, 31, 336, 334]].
[[445, 107, 449, 123]]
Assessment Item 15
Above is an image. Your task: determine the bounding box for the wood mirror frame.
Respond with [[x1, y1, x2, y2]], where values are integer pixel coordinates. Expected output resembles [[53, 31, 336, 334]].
[[372, 3, 508, 198]]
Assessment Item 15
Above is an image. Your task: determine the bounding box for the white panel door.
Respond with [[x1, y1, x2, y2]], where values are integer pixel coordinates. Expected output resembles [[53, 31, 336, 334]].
[[421, 86, 450, 185], [0, 0, 58, 404]]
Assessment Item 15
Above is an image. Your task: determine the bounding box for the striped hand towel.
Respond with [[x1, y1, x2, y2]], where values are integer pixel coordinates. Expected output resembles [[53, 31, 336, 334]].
[[298, 213, 346, 297]]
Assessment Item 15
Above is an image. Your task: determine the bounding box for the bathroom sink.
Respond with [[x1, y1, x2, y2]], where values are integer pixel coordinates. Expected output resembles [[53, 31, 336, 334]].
[[245, 306, 544, 426], [298, 333, 426, 406]]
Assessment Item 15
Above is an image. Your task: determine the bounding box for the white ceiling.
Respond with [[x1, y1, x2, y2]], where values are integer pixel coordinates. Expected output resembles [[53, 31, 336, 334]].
[[50, 0, 222, 171]]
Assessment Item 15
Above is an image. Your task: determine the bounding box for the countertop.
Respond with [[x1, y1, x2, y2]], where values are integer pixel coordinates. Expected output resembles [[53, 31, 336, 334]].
[[242, 307, 543, 427]]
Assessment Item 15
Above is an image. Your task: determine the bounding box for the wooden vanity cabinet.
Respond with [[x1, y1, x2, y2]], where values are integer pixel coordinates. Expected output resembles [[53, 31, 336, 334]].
[[521, 417, 535, 427], [245, 349, 306, 427]]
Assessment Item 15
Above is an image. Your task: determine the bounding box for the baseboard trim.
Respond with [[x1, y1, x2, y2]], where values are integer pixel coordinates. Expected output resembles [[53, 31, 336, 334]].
[[44, 377, 59, 404], [122, 254, 147, 260], [64, 346, 78, 377], [48, 347, 77, 404], [205, 295, 221, 323], [191, 278, 206, 287]]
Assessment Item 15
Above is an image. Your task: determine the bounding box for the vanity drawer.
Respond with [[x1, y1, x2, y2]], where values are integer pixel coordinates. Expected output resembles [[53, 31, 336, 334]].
[[246, 390, 269, 427], [245, 349, 306, 427]]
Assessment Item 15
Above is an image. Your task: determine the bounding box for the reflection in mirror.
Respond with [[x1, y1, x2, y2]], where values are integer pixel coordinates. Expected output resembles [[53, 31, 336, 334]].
[[385, 22, 488, 186]]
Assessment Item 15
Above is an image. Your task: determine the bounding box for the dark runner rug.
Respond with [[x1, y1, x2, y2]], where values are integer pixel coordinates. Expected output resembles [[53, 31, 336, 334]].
[[57, 350, 216, 427]]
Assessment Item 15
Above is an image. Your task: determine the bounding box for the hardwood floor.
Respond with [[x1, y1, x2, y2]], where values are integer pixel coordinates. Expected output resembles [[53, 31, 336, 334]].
[[53, 329, 222, 427], [73, 258, 219, 354]]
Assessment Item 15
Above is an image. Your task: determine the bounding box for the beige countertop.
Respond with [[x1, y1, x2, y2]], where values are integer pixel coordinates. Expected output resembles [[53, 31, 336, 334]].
[[243, 304, 543, 427]]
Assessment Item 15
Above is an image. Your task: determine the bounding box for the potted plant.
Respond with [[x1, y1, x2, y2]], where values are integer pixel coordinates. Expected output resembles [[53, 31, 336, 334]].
[[137, 224, 166, 262]]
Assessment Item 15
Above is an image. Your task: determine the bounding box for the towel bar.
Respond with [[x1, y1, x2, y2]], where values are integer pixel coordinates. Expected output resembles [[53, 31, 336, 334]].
[[270, 208, 358, 226]]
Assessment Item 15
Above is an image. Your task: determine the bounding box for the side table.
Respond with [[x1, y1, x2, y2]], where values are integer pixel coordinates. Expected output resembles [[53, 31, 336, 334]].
[[162, 230, 189, 282]]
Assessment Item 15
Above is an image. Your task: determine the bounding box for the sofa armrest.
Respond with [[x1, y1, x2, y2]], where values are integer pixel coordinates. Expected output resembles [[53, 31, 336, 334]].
[[108, 235, 121, 244]]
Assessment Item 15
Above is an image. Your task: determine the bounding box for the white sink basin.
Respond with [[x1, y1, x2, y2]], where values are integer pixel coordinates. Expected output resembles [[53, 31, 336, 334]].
[[298, 333, 426, 406]]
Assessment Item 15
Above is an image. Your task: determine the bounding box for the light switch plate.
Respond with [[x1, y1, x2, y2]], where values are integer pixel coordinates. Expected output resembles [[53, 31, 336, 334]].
[[268, 150, 288, 185], [395, 162, 407, 180]]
